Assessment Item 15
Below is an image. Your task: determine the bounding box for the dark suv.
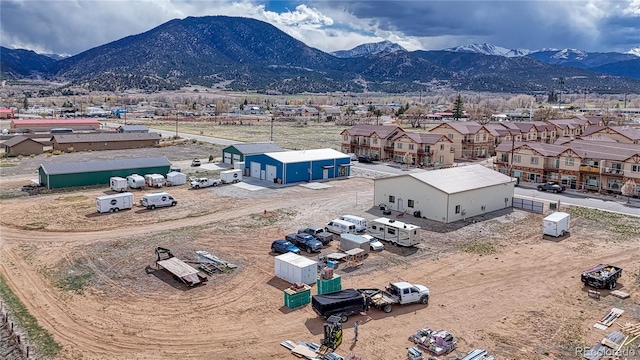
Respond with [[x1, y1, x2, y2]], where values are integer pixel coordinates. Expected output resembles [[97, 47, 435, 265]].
[[358, 156, 373, 163]]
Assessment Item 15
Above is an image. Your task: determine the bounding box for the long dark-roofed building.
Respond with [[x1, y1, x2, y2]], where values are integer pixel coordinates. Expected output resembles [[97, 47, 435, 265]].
[[38, 156, 171, 189], [51, 132, 161, 151]]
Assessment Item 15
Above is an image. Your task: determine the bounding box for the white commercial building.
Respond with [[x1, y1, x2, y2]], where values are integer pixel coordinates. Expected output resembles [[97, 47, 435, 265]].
[[374, 164, 516, 223]]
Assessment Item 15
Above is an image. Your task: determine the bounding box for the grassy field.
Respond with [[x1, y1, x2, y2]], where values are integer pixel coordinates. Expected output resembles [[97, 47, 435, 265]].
[[114, 118, 437, 150]]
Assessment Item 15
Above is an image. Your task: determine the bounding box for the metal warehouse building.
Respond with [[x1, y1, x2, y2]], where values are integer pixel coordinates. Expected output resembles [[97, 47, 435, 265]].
[[222, 142, 284, 164], [245, 148, 350, 184], [11, 119, 101, 132], [374, 164, 516, 223], [38, 157, 171, 189], [51, 132, 161, 151]]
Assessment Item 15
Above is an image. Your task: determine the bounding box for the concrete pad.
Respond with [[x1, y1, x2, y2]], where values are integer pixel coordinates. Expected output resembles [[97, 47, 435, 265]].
[[299, 182, 332, 190], [232, 182, 266, 191], [199, 162, 230, 171]]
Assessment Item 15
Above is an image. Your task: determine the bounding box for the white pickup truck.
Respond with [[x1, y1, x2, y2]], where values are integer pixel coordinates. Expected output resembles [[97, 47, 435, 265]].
[[359, 281, 430, 313], [190, 177, 221, 189]]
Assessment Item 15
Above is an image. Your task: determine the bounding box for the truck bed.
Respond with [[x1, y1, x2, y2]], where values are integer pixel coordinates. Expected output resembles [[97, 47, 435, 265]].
[[358, 288, 398, 307]]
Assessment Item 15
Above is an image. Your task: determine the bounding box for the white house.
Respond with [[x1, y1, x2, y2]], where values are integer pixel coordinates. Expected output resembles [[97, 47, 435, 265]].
[[374, 164, 516, 223]]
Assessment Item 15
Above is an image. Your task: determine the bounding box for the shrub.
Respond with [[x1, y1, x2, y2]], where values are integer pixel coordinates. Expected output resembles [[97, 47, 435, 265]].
[[209, 155, 214, 162], [52, 150, 62, 155]]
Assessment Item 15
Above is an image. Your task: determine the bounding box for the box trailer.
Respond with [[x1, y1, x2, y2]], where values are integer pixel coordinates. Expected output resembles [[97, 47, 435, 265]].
[[127, 174, 145, 189], [542, 212, 570, 237], [339, 233, 370, 255], [166, 171, 187, 186], [274, 252, 317, 285], [110, 177, 127, 192], [144, 173, 165, 188], [367, 217, 421, 247], [96, 192, 134, 213], [220, 169, 242, 184]]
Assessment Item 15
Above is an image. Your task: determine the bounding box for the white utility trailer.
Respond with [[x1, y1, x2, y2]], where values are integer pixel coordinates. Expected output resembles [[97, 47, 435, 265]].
[[110, 177, 127, 192], [542, 211, 570, 237], [96, 192, 134, 213]]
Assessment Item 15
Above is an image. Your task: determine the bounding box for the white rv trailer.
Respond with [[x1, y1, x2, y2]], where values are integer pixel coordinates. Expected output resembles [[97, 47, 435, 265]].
[[367, 217, 421, 247]]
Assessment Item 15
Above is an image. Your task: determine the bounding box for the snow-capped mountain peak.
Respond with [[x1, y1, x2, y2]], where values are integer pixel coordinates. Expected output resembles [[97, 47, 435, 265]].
[[627, 46, 640, 57], [444, 43, 533, 57], [332, 40, 407, 58], [551, 48, 588, 60]]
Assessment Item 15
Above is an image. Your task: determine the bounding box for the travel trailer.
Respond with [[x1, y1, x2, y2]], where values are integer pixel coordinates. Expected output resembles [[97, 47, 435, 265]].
[[367, 217, 421, 247]]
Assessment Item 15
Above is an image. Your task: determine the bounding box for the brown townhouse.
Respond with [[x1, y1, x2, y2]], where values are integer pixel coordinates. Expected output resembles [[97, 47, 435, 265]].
[[580, 125, 640, 144], [495, 139, 640, 195], [340, 124, 454, 166], [428, 121, 494, 159]]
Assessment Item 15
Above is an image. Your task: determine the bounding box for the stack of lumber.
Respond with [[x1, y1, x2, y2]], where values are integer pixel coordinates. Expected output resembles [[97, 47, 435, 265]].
[[280, 340, 344, 360], [610, 290, 630, 299], [593, 308, 624, 330], [618, 322, 640, 348]]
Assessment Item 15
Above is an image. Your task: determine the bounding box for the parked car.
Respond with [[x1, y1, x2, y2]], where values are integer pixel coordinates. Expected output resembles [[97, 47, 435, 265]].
[[537, 182, 566, 193], [298, 227, 333, 245], [191, 159, 201, 167], [271, 239, 301, 255], [358, 156, 373, 163], [362, 234, 384, 251]]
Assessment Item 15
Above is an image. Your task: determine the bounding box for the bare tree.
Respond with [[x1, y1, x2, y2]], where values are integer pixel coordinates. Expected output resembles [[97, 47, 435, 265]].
[[466, 103, 494, 124], [507, 94, 535, 110], [404, 105, 429, 128], [533, 107, 559, 121], [621, 179, 637, 203]]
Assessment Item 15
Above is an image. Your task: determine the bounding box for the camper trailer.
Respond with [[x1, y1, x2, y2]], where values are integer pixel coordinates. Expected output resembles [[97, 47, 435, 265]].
[[144, 174, 165, 188], [96, 192, 134, 213], [127, 174, 145, 189], [367, 217, 421, 247], [110, 177, 127, 192]]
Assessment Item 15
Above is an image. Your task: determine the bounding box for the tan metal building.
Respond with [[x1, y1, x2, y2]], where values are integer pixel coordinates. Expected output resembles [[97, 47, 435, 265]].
[[51, 132, 161, 152], [3, 136, 44, 156], [374, 164, 516, 223]]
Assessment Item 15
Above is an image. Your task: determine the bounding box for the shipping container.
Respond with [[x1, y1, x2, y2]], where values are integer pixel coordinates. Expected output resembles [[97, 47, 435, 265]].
[[543, 212, 570, 237], [274, 252, 317, 285], [284, 285, 311, 308], [317, 275, 342, 294]]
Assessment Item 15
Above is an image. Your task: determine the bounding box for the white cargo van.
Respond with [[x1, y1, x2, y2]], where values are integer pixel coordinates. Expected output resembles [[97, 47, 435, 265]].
[[340, 215, 368, 233], [96, 192, 134, 213], [127, 174, 145, 189], [110, 176, 127, 192], [325, 219, 357, 235], [144, 174, 165, 188], [140, 192, 177, 210]]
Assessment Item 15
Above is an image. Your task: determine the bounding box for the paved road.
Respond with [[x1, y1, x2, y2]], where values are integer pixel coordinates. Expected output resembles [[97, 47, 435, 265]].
[[515, 185, 640, 217], [103, 121, 240, 146], [105, 122, 640, 217]]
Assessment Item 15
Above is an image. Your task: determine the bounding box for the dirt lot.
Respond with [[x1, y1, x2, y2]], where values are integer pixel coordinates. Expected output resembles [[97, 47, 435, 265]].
[[1, 154, 640, 359]]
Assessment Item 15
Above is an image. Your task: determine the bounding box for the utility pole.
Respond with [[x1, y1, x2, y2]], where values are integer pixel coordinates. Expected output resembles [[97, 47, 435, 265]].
[[509, 130, 515, 178], [175, 112, 178, 138], [558, 77, 564, 110], [270, 116, 274, 141]]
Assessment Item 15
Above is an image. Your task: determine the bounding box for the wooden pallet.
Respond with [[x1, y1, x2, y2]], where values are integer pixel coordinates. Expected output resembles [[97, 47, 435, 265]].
[[596, 308, 624, 328], [610, 290, 630, 299]]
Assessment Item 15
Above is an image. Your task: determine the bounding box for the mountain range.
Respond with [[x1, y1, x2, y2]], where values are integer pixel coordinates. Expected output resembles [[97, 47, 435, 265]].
[[1, 16, 640, 93]]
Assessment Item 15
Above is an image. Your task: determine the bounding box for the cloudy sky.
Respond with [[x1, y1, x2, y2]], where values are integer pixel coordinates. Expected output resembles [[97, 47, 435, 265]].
[[1, 0, 639, 56]]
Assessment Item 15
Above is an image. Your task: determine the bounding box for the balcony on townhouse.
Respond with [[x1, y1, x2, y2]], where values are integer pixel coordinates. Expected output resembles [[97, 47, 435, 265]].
[[544, 159, 560, 170], [384, 143, 394, 151], [603, 167, 624, 176], [579, 164, 600, 173]]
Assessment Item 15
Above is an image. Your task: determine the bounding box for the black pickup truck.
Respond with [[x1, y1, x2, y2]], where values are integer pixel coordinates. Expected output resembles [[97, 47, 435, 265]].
[[581, 264, 623, 289]]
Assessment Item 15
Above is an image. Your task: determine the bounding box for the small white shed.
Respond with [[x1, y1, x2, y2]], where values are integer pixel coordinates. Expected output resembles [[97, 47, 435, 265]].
[[543, 212, 571, 237], [166, 171, 187, 186], [274, 252, 317, 285]]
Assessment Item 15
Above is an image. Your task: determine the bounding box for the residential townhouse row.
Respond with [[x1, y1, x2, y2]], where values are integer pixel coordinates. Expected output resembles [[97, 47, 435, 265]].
[[494, 140, 640, 196], [341, 117, 639, 164]]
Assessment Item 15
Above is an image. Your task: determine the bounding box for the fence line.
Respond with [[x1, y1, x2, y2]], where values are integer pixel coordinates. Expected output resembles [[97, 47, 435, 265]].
[[513, 196, 544, 213], [1, 302, 30, 359]]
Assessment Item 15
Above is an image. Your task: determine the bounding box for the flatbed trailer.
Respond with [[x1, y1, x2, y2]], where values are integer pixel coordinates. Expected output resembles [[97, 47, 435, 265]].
[[581, 263, 622, 290], [155, 247, 208, 286]]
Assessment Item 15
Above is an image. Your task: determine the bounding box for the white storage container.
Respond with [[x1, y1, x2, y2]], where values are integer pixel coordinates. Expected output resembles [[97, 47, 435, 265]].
[[233, 161, 245, 170], [166, 171, 187, 186], [274, 252, 317, 285], [543, 212, 570, 237], [340, 233, 370, 255]]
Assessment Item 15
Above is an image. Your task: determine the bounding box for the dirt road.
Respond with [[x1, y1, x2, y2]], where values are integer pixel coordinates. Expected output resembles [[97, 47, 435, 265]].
[[1, 175, 639, 360]]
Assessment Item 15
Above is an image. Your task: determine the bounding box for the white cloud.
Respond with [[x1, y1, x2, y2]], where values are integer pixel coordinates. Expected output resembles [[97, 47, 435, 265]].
[[623, 0, 640, 15]]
